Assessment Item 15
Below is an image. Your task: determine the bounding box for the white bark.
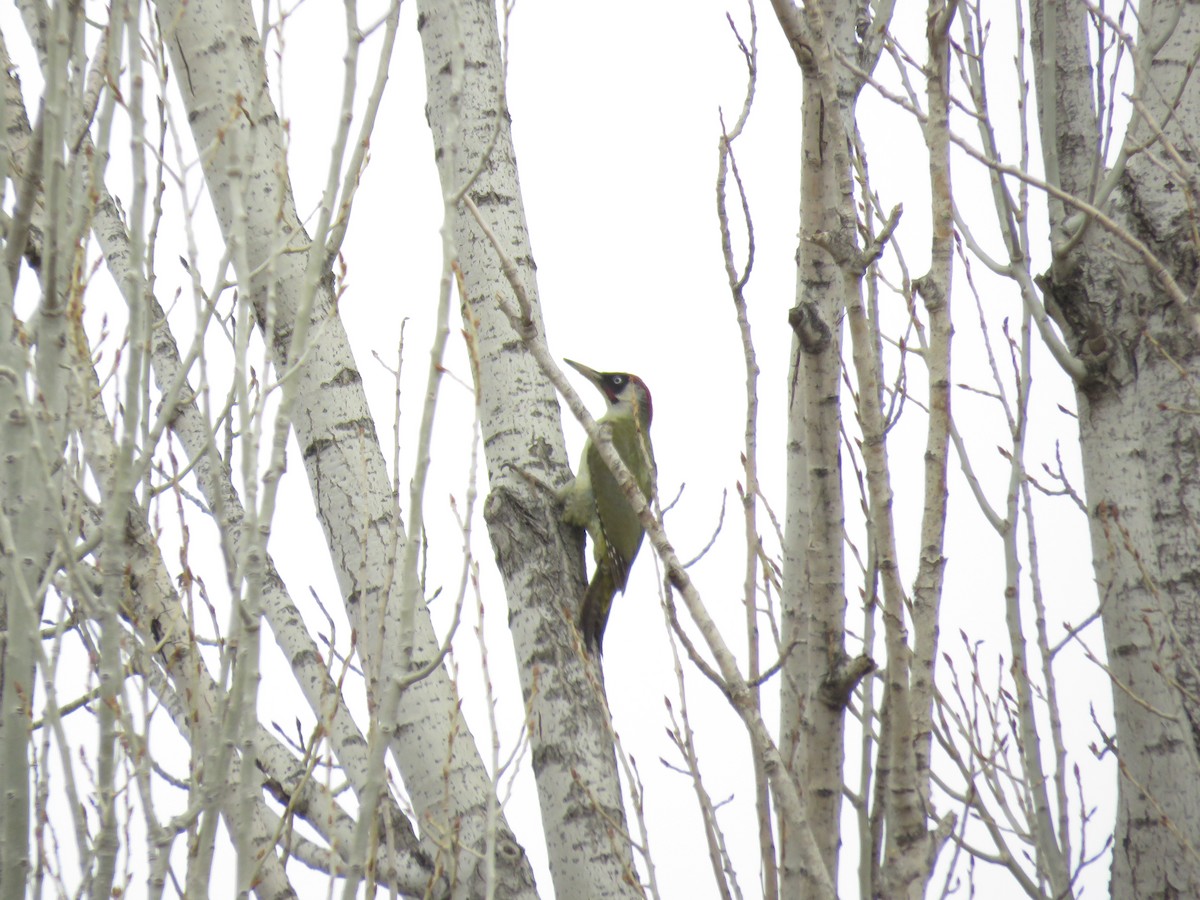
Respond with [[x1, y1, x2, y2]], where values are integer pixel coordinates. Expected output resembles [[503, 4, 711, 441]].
[[13, 0, 1199, 894], [155, 0, 536, 893], [414, 1, 643, 895], [0, 301, 40, 897], [1031, 0, 1200, 893], [2, 138, 436, 893], [771, 0, 878, 889], [903, 4, 955, 894], [0, 8, 88, 891]]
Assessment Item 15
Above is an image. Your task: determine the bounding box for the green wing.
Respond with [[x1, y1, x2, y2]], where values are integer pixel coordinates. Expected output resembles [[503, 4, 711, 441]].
[[586, 424, 654, 591]]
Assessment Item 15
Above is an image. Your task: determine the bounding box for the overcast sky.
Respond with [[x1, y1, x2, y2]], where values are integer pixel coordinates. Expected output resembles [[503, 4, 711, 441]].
[[2, 0, 1113, 895]]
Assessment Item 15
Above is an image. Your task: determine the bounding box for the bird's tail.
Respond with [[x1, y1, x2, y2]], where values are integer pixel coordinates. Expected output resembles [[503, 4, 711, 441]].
[[578, 565, 617, 654]]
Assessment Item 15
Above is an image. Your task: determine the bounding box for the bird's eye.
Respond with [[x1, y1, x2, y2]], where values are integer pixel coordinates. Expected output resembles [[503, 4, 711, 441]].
[[612, 375, 625, 386]]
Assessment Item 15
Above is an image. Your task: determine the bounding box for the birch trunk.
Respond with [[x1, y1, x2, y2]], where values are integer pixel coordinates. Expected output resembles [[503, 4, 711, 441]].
[[0, 14, 82, 891], [415, 0, 641, 896], [772, 0, 877, 889], [156, 0, 537, 893], [1032, 0, 1200, 893]]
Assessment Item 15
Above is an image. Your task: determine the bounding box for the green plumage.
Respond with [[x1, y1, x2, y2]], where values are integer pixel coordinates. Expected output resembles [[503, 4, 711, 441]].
[[560, 361, 655, 653]]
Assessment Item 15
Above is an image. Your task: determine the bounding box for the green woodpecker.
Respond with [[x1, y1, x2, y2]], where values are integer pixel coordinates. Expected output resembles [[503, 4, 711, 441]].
[[560, 359, 656, 652]]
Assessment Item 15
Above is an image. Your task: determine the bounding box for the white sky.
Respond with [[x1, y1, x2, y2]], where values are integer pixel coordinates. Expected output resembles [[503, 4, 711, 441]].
[[2, 0, 1115, 896]]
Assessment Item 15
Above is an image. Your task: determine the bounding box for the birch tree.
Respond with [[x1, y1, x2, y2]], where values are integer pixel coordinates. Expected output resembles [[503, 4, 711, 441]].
[[1027, 0, 1200, 893], [3, 0, 1197, 897], [832, 0, 1200, 893]]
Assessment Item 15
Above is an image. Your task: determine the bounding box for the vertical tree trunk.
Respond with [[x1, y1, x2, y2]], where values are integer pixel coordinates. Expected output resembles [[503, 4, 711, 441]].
[[158, 1, 538, 893], [415, 1, 641, 896], [0, 21, 80, 893], [771, 1, 904, 892], [779, 75, 849, 882], [774, 0, 862, 888], [1032, 0, 1200, 894]]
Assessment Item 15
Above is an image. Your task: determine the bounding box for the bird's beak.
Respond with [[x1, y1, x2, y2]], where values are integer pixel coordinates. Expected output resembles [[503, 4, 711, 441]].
[[564, 359, 605, 394]]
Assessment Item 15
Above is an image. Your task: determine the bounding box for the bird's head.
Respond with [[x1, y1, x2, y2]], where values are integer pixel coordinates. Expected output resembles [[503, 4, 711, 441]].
[[564, 359, 653, 427]]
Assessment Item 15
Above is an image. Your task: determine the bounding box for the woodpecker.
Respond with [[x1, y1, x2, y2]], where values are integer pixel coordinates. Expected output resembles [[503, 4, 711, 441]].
[[560, 359, 656, 653]]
